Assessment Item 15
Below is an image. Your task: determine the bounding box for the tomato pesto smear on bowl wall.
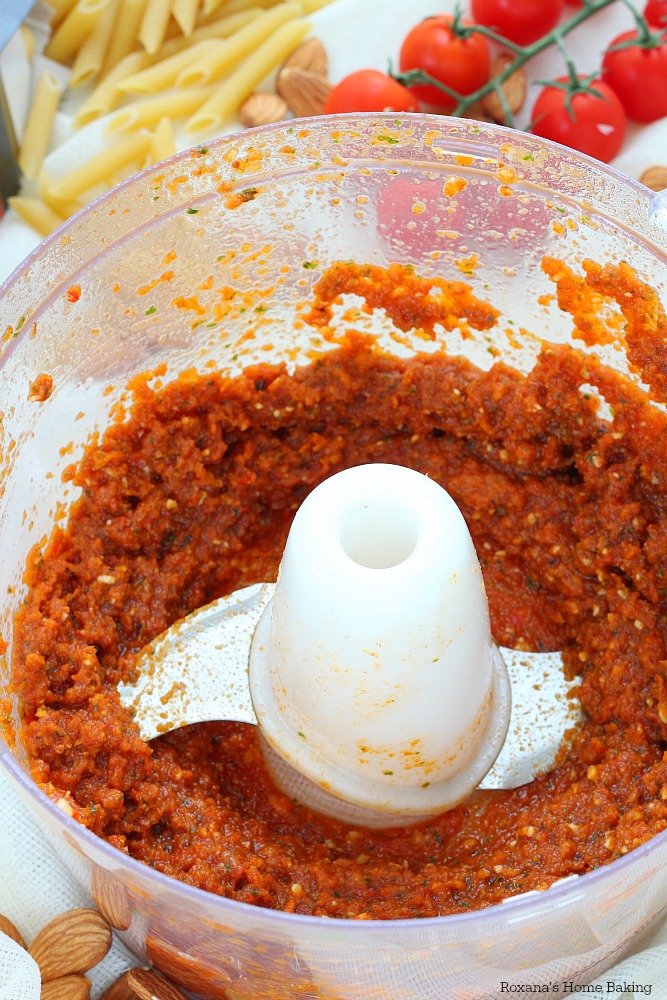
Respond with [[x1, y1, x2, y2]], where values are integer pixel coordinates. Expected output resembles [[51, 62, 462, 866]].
[[11, 259, 667, 920]]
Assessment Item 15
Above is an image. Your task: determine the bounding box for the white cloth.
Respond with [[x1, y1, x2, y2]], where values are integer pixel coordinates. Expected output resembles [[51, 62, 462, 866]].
[[2, 2, 667, 998], [0, 767, 136, 996], [0, 932, 40, 999]]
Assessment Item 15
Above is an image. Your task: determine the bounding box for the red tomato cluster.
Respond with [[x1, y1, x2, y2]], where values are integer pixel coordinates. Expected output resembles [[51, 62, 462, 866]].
[[323, 3, 667, 165], [601, 28, 667, 123], [530, 78, 627, 162], [645, 0, 667, 27], [471, 0, 564, 46], [397, 16, 491, 110]]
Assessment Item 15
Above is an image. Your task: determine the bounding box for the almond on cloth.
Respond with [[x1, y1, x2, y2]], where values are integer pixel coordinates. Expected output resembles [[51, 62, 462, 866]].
[[280, 37, 328, 77], [480, 53, 527, 123], [239, 92, 288, 128], [640, 165, 667, 191], [92, 867, 133, 931], [99, 971, 137, 1000], [0, 913, 27, 949], [40, 974, 91, 1000], [127, 967, 190, 1000], [29, 908, 112, 982], [277, 66, 332, 118]]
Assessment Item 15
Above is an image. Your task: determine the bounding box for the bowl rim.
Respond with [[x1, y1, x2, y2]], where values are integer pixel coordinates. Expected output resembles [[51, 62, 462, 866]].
[[2, 111, 667, 935], [2, 109, 666, 306]]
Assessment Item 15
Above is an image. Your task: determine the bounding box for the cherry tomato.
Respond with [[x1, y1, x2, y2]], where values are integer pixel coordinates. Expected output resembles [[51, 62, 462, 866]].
[[398, 16, 491, 110], [531, 77, 627, 163], [471, 0, 564, 46], [602, 31, 667, 123], [323, 70, 419, 115], [644, 1, 667, 28]]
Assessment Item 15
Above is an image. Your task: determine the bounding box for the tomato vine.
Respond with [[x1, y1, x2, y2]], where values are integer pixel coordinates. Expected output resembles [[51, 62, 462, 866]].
[[391, 0, 659, 130]]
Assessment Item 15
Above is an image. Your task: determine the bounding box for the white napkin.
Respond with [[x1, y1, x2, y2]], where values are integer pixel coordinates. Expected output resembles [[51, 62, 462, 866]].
[[0, 932, 40, 1000], [0, 767, 137, 997]]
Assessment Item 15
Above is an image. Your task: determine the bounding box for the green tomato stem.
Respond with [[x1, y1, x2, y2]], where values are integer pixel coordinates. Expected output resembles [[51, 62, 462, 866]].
[[392, 0, 632, 122], [615, 0, 654, 43]]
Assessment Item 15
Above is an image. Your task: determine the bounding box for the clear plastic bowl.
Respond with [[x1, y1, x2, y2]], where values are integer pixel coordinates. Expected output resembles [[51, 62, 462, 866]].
[[1, 114, 667, 999]]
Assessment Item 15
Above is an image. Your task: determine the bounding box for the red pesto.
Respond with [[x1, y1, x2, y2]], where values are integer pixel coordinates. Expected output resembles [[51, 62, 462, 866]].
[[11, 260, 667, 919]]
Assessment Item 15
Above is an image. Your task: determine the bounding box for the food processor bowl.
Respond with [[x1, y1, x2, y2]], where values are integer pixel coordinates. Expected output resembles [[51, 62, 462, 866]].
[[1, 114, 666, 999]]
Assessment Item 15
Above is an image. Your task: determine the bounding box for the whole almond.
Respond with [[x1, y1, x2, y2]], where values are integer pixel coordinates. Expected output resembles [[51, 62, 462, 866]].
[[277, 66, 332, 118], [281, 37, 328, 77], [463, 101, 492, 123], [127, 967, 189, 1000], [480, 53, 527, 123], [640, 165, 667, 191], [41, 974, 91, 1000], [0, 913, 26, 949], [92, 867, 132, 931], [99, 971, 136, 1000], [29, 909, 112, 983], [239, 91, 288, 128]]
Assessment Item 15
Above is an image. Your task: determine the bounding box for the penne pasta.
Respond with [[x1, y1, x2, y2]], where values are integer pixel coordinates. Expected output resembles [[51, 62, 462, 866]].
[[101, 0, 147, 76], [186, 17, 308, 132], [172, 0, 200, 36], [70, 0, 119, 87], [74, 50, 152, 126], [45, 0, 111, 64], [39, 176, 83, 221], [162, 6, 260, 48], [46, 0, 79, 25], [178, 1, 300, 87], [118, 38, 221, 93], [299, 0, 334, 10], [150, 116, 177, 162], [73, 8, 254, 128], [47, 132, 153, 201], [202, 0, 279, 17], [8, 197, 66, 238], [108, 84, 217, 132], [138, 0, 172, 55], [201, 0, 227, 14], [19, 71, 63, 181], [182, 7, 261, 43]]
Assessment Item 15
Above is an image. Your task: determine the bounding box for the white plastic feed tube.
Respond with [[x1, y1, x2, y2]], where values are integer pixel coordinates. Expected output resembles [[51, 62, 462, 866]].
[[249, 463, 511, 826]]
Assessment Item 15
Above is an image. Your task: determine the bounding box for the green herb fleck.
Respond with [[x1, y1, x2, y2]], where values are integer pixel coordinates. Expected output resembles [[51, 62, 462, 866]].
[[303, 261, 317, 270], [186, 207, 199, 215], [145, 305, 157, 316]]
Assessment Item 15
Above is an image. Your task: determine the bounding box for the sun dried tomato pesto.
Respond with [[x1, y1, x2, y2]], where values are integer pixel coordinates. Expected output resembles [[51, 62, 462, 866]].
[[12, 260, 667, 919]]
